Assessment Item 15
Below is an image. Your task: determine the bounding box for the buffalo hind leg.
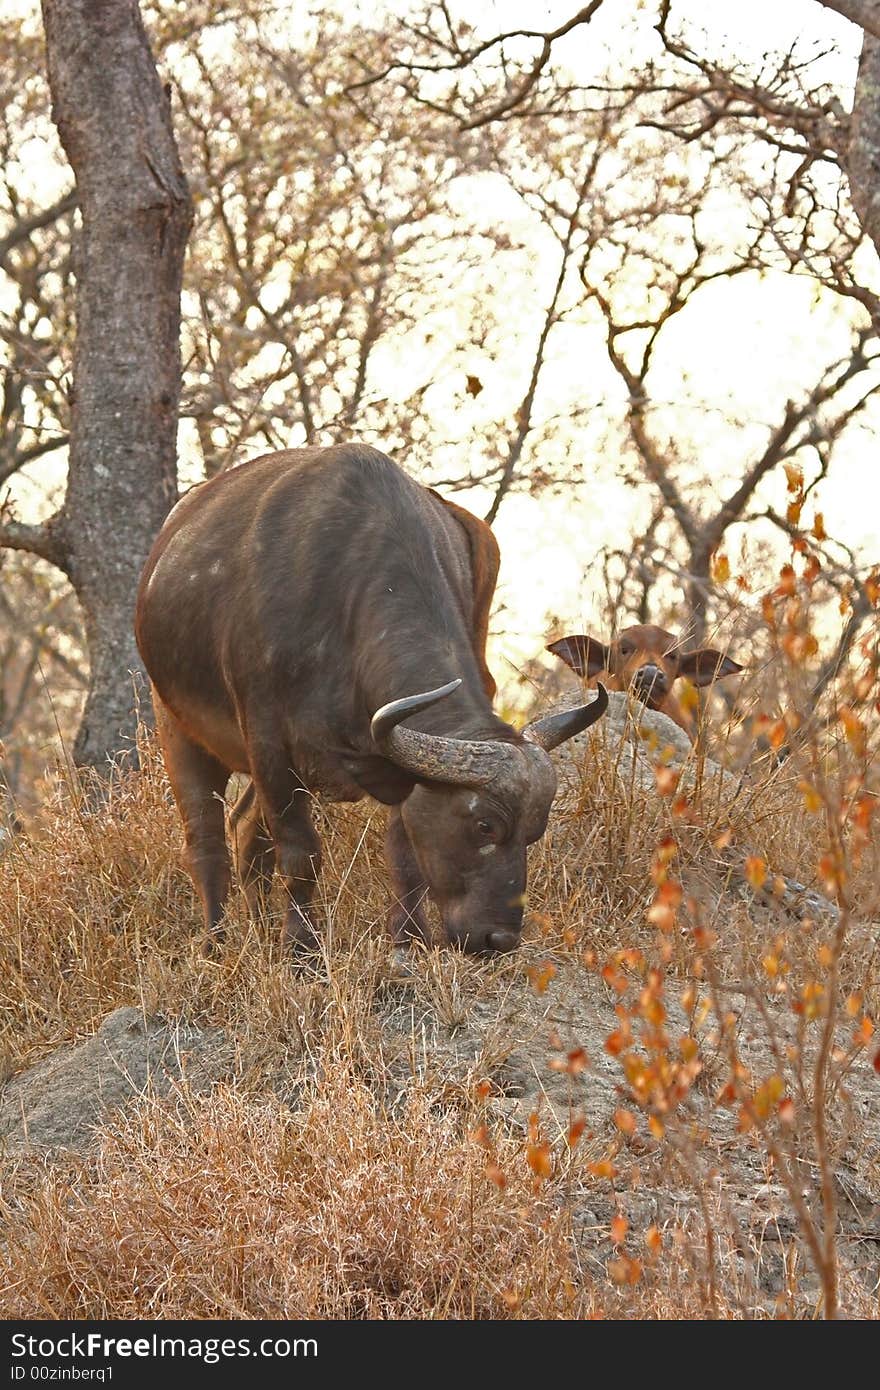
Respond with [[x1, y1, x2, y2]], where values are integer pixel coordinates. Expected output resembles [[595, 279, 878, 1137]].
[[230, 781, 276, 918], [249, 753, 322, 955], [154, 698, 231, 942], [385, 805, 431, 946]]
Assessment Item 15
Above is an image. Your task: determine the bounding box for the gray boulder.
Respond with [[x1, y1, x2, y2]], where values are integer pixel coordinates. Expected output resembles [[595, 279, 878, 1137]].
[[1, 1006, 228, 1154]]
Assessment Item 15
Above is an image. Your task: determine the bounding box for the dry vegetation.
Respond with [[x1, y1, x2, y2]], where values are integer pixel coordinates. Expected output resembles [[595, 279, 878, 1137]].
[[1, 574, 878, 1321]]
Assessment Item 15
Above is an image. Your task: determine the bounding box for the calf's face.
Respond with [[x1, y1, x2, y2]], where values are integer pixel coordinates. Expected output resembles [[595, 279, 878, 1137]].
[[548, 625, 742, 715]]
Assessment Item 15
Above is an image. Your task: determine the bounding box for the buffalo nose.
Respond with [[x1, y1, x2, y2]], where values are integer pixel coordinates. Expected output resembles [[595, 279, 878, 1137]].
[[486, 929, 520, 952], [635, 664, 666, 695]]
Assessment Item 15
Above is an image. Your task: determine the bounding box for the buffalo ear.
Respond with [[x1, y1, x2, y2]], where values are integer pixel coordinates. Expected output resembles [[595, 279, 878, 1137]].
[[676, 649, 743, 687], [546, 634, 609, 679], [342, 755, 416, 805]]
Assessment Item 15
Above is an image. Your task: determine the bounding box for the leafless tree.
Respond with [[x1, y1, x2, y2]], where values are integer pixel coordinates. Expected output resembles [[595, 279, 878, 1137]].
[[0, 0, 191, 770]]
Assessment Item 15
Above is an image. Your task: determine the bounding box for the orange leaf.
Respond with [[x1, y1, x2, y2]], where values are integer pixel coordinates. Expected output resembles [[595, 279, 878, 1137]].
[[601, 964, 629, 994], [608, 1256, 642, 1286], [647, 902, 676, 932], [527, 961, 556, 995], [654, 765, 680, 797], [613, 1108, 636, 1136], [645, 1224, 663, 1254], [655, 835, 678, 863], [656, 879, 683, 908], [527, 1142, 553, 1179], [567, 1117, 588, 1148], [839, 707, 867, 756], [803, 553, 821, 583], [485, 1162, 507, 1189], [817, 853, 842, 894], [779, 1098, 796, 1127], [775, 564, 797, 597], [588, 1159, 617, 1180], [798, 780, 822, 813], [744, 855, 768, 890], [610, 1214, 629, 1245]]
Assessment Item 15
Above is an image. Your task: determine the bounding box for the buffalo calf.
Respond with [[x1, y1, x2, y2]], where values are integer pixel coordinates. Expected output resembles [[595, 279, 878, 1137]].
[[547, 623, 741, 739]]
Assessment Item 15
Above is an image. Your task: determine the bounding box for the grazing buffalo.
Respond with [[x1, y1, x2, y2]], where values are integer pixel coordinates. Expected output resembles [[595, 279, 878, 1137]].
[[547, 623, 741, 739], [135, 444, 607, 954]]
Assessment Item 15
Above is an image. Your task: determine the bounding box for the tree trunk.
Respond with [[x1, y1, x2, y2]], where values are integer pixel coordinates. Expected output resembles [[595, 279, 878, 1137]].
[[39, 0, 192, 769], [848, 33, 880, 262], [685, 546, 711, 647]]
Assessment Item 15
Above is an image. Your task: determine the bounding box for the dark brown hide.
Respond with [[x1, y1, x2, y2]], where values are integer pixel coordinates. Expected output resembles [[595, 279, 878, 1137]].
[[136, 444, 604, 953]]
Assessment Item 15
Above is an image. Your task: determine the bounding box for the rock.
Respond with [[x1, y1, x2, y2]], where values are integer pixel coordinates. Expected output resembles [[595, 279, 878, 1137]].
[[551, 690, 745, 807], [0, 1006, 228, 1154], [548, 690, 840, 924]]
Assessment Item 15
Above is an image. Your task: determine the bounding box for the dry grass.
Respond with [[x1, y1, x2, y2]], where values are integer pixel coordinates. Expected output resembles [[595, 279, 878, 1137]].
[[1, 693, 878, 1320], [1, 1076, 584, 1319]]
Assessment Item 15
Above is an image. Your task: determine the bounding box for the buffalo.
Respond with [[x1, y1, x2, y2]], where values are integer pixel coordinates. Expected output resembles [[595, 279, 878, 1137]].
[[135, 444, 606, 954]]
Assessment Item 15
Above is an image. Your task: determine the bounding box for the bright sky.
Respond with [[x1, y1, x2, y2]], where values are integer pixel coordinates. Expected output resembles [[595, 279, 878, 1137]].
[[464, 0, 880, 676]]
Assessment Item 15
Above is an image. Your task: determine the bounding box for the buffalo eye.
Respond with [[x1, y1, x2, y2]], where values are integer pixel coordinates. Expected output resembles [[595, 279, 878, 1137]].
[[474, 815, 503, 843]]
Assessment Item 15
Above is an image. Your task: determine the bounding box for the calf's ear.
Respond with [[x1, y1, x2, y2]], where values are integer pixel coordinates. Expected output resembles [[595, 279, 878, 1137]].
[[546, 634, 609, 678], [676, 649, 743, 687]]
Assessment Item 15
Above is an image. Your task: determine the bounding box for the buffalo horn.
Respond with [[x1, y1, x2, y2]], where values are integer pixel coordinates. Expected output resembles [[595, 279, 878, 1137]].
[[523, 683, 609, 751], [371, 679, 513, 787]]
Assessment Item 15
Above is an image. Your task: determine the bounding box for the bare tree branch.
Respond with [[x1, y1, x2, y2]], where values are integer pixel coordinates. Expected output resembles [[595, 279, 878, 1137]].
[[0, 508, 67, 572], [0, 188, 77, 271]]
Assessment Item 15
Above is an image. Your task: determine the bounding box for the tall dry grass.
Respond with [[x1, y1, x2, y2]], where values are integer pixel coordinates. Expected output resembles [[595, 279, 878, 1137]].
[[1, 580, 878, 1319]]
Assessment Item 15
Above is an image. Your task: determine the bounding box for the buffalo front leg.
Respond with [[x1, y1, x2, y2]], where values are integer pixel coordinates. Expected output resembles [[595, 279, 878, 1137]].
[[385, 805, 431, 946], [154, 697, 231, 940], [229, 780, 276, 918], [249, 753, 322, 954]]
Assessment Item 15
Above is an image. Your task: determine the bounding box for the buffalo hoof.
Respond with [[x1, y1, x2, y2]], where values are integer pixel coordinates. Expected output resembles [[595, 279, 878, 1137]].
[[387, 908, 432, 948], [199, 926, 226, 960], [388, 945, 419, 978], [484, 930, 520, 953], [284, 907, 320, 958]]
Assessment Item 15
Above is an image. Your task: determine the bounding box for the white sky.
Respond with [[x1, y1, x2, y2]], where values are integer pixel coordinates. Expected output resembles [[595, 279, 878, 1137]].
[[469, 0, 879, 672]]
